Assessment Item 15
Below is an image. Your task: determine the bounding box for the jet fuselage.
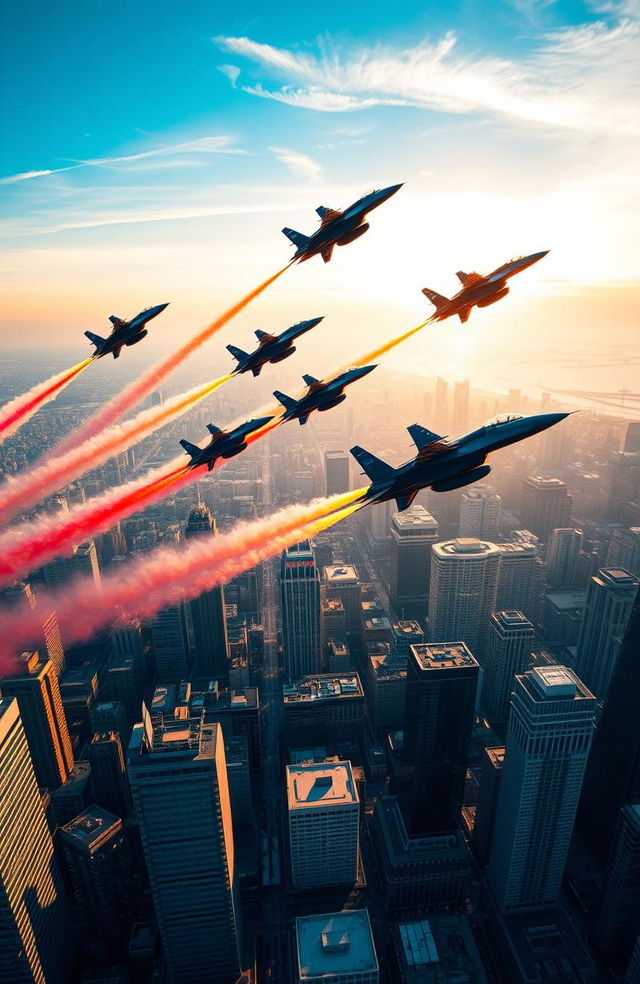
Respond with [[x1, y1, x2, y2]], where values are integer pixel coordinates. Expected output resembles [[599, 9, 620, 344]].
[[180, 417, 273, 471], [85, 303, 169, 359], [275, 365, 376, 425], [228, 318, 323, 377]]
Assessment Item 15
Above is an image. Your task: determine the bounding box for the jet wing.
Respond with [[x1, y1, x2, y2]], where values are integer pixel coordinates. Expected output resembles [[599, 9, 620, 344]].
[[321, 244, 334, 264]]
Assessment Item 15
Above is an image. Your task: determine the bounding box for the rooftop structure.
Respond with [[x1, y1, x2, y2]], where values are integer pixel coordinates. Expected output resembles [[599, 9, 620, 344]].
[[410, 642, 478, 671], [283, 674, 363, 703], [287, 761, 358, 810], [295, 909, 378, 984]]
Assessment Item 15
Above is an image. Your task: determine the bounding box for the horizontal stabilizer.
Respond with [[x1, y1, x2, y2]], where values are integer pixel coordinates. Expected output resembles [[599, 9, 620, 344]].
[[422, 288, 449, 309], [251, 366, 261, 377], [395, 491, 418, 512], [408, 423, 443, 449], [302, 374, 319, 387], [350, 445, 395, 482], [282, 227, 310, 248], [458, 308, 471, 324], [273, 390, 298, 413], [298, 414, 310, 426], [226, 343, 249, 363], [85, 331, 105, 347], [179, 439, 200, 459], [206, 424, 223, 436]]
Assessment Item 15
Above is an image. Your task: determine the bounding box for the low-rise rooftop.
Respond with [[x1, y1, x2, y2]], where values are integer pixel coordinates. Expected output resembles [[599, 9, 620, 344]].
[[284, 674, 363, 703], [410, 642, 478, 671], [296, 909, 378, 980]]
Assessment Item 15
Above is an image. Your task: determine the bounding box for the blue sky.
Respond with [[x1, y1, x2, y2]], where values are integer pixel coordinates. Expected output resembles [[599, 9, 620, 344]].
[[1, 0, 638, 395]]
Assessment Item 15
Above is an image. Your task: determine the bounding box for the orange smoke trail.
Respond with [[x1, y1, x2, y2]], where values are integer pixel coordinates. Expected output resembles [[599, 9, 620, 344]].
[[53, 264, 292, 457], [0, 372, 232, 528], [349, 317, 433, 370], [0, 357, 93, 444], [0, 492, 365, 669]]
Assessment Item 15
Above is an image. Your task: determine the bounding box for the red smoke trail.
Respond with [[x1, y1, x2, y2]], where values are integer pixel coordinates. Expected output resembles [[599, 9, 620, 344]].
[[0, 490, 364, 672], [0, 357, 93, 444], [53, 264, 292, 457], [0, 372, 231, 528]]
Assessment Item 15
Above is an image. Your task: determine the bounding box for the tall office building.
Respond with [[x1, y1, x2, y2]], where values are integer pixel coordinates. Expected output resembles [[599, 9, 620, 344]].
[[128, 712, 242, 984], [281, 540, 321, 679], [607, 527, 640, 577], [89, 731, 133, 818], [403, 642, 479, 835], [323, 564, 361, 637], [0, 698, 72, 984], [594, 803, 640, 970], [472, 746, 505, 865], [185, 505, 229, 682], [625, 422, 640, 454], [325, 450, 350, 496], [488, 666, 595, 912], [429, 539, 500, 662], [42, 539, 101, 592], [575, 569, 638, 699], [546, 528, 583, 588], [0, 651, 73, 789], [389, 506, 439, 622], [459, 487, 502, 540], [150, 603, 191, 681], [452, 378, 470, 432], [576, 587, 640, 867], [495, 541, 540, 622], [433, 376, 450, 434], [520, 476, 572, 541], [287, 760, 360, 889], [483, 611, 534, 726], [90, 700, 129, 748]]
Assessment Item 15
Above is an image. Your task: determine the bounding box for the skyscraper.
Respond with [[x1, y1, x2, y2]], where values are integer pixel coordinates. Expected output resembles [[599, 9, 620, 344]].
[[576, 587, 640, 867], [429, 539, 500, 662], [42, 539, 101, 592], [128, 711, 242, 984], [323, 564, 361, 637], [452, 378, 469, 432], [459, 487, 502, 540], [488, 666, 595, 912], [520, 476, 572, 541], [389, 505, 439, 622], [89, 731, 133, 818], [472, 746, 505, 865], [0, 698, 72, 984], [575, 568, 639, 699], [0, 651, 74, 789], [546, 528, 584, 588], [403, 642, 479, 835], [185, 504, 229, 682], [287, 760, 360, 889], [325, 450, 350, 496], [606, 527, 640, 577], [150, 603, 191, 682], [281, 540, 321, 679], [594, 803, 640, 970], [495, 541, 540, 622], [483, 611, 534, 727]]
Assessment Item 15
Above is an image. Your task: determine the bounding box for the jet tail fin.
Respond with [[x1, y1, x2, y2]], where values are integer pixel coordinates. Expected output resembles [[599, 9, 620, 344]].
[[302, 374, 319, 387], [206, 424, 223, 436], [226, 343, 249, 364], [282, 227, 310, 249], [255, 329, 271, 340], [350, 446, 395, 482], [179, 439, 200, 460], [458, 308, 471, 324], [395, 491, 418, 512], [422, 288, 449, 309], [273, 390, 298, 413], [85, 331, 105, 349], [251, 366, 261, 377], [408, 423, 443, 450], [108, 315, 125, 326]]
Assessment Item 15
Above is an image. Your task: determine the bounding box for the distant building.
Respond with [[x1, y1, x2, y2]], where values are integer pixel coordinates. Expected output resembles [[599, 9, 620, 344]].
[[595, 803, 640, 971], [575, 568, 639, 699], [283, 673, 365, 747], [606, 527, 640, 577], [287, 760, 359, 889], [128, 712, 242, 984], [150, 603, 190, 682], [365, 651, 407, 731], [321, 597, 346, 652], [325, 450, 350, 496], [185, 505, 229, 682], [323, 564, 361, 637], [295, 909, 379, 984], [42, 538, 101, 593], [90, 701, 129, 747], [483, 611, 534, 727], [495, 541, 540, 622], [541, 589, 586, 645], [89, 731, 133, 818], [546, 528, 583, 588], [459, 487, 501, 540], [281, 541, 321, 679], [520, 476, 572, 541], [429, 539, 500, 662], [389, 506, 439, 622], [472, 746, 505, 865], [0, 698, 72, 984], [488, 666, 595, 912], [393, 916, 489, 984], [391, 619, 424, 657]]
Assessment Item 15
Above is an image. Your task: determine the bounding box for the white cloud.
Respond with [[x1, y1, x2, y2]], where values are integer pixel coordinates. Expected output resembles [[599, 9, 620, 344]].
[[218, 64, 241, 87], [269, 146, 323, 182]]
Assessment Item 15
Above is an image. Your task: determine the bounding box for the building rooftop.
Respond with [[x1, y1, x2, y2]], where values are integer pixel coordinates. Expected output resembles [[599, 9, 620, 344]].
[[287, 760, 358, 810], [283, 674, 363, 703], [324, 564, 359, 584], [393, 620, 423, 637], [522, 665, 594, 704], [368, 652, 407, 681], [410, 642, 479, 671], [392, 505, 439, 534], [322, 597, 346, 614], [496, 542, 537, 557], [296, 909, 378, 980], [397, 920, 439, 967], [61, 806, 121, 848], [434, 538, 500, 558], [492, 610, 533, 630], [486, 746, 506, 769]]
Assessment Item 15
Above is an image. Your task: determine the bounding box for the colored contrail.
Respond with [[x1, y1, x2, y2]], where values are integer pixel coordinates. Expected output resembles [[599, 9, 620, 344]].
[[0, 490, 364, 671], [0, 372, 232, 528], [53, 264, 292, 457], [0, 357, 94, 445]]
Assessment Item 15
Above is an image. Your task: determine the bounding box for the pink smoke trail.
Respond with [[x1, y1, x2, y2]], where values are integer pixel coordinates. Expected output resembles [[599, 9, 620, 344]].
[[0, 490, 363, 673], [53, 264, 292, 457], [0, 357, 93, 445], [0, 373, 231, 528]]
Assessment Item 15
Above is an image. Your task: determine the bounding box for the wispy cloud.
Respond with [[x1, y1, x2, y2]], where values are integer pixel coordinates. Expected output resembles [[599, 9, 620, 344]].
[[215, 14, 640, 135], [218, 64, 241, 87], [0, 135, 245, 185], [269, 146, 323, 181]]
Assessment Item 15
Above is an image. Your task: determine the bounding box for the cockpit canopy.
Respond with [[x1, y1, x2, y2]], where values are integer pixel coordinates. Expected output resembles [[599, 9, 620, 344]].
[[483, 413, 524, 427]]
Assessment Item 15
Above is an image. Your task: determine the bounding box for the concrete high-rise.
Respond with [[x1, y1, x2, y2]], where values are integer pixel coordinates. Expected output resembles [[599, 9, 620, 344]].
[[42, 539, 101, 592], [389, 505, 438, 622], [89, 731, 133, 818], [488, 666, 595, 912], [594, 803, 640, 970], [575, 569, 639, 699], [128, 712, 242, 984], [323, 564, 360, 637], [404, 642, 479, 835], [287, 760, 359, 889], [520, 476, 572, 541], [546, 527, 583, 588], [429, 539, 500, 662], [607, 527, 640, 577], [495, 541, 540, 621], [185, 505, 229, 682], [325, 450, 350, 496], [295, 910, 379, 984], [0, 698, 72, 984], [472, 746, 505, 865], [483, 611, 534, 727], [459, 487, 501, 540], [281, 540, 321, 679], [0, 651, 74, 789], [150, 603, 191, 682]]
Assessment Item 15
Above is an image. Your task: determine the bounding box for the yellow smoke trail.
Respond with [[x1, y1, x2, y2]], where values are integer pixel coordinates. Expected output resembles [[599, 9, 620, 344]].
[[0, 356, 94, 444]]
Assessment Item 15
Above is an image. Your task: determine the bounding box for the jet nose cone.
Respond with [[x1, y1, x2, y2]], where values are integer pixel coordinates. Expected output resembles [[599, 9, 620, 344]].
[[157, 302, 170, 312], [357, 364, 377, 378], [532, 411, 573, 433], [377, 183, 404, 201]]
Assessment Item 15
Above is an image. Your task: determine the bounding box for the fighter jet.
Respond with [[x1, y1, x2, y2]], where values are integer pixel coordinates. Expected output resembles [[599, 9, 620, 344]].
[[282, 184, 403, 264], [84, 303, 169, 359], [226, 317, 324, 378], [180, 417, 273, 471], [422, 251, 549, 324], [351, 411, 569, 512], [274, 365, 377, 426]]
